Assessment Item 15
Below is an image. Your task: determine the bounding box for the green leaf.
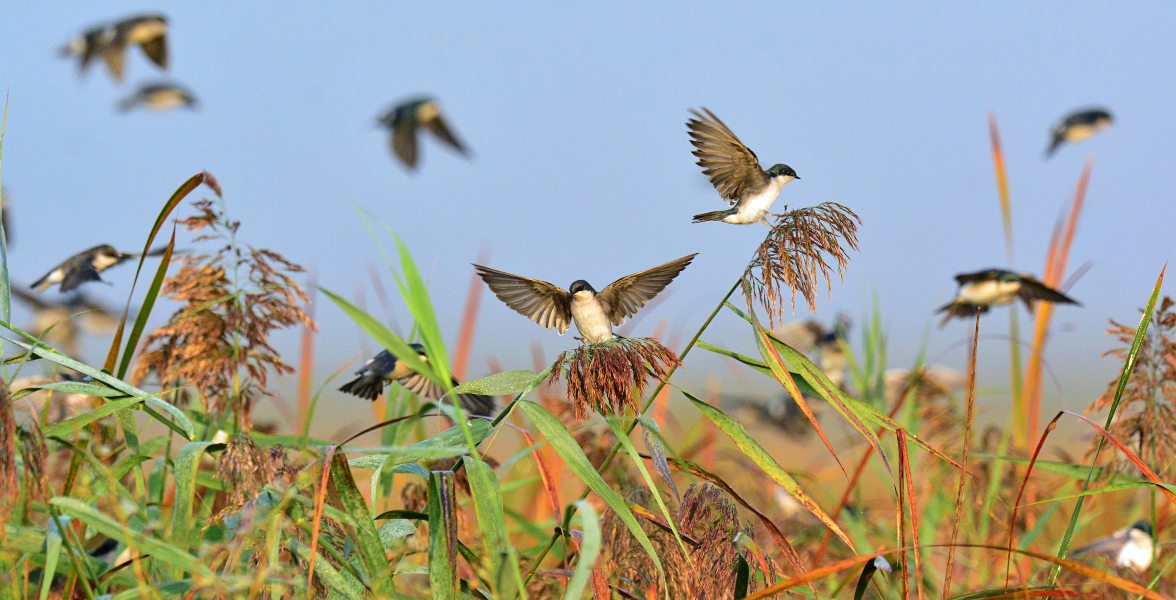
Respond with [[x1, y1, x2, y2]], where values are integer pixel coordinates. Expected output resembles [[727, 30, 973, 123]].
[[377, 519, 417, 550], [171, 442, 225, 548], [453, 370, 545, 396], [392, 234, 451, 382], [50, 497, 214, 579], [288, 540, 366, 600], [682, 390, 854, 551], [697, 340, 820, 397], [347, 419, 493, 471], [144, 397, 195, 440], [563, 500, 601, 600], [519, 400, 664, 578], [39, 516, 65, 600], [463, 456, 524, 598], [14, 381, 125, 398], [604, 416, 689, 558], [40, 396, 143, 439], [328, 451, 393, 595], [427, 471, 458, 600]]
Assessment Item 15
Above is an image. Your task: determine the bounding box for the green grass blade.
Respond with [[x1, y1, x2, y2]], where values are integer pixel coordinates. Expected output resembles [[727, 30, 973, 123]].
[[171, 442, 225, 549], [104, 171, 220, 374], [604, 416, 689, 558], [452, 370, 545, 396], [320, 288, 438, 391], [327, 451, 393, 595], [681, 389, 854, 551], [288, 540, 365, 600], [115, 227, 176, 379], [427, 470, 458, 599], [50, 497, 214, 579], [38, 518, 63, 600], [518, 400, 665, 579], [41, 396, 143, 439], [0, 97, 10, 342], [563, 499, 601, 600], [463, 456, 525, 598], [1051, 265, 1165, 582]]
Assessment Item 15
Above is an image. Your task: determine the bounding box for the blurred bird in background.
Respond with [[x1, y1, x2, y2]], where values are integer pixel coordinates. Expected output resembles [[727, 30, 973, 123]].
[[378, 97, 469, 171], [118, 81, 198, 112], [1045, 107, 1113, 158], [60, 13, 169, 83]]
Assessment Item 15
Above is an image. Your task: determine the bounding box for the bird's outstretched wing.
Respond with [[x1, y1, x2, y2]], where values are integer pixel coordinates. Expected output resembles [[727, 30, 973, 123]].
[[391, 120, 419, 169], [474, 265, 572, 334], [1015, 276, 1079, 309], [688, 108, 764, 203], [138, 35, 167, 69], [61, 265, 103, 293], [598, 254, 697, 325], [425, 113, 468, 156]]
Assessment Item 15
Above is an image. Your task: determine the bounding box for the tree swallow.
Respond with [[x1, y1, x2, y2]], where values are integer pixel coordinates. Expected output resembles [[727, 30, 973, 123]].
[[31, 244, 150, 293], [937, 269, 1079, 323], [474, 254, 697, 344], [1045, 107, 1113, 158], [687, 107, 799, 225], [338, 344, 496, 417], [61, 14, 168, 83], [1072, 519, 1155, 574], [377, 97, 469, 170], [118, 81, 197, 112]]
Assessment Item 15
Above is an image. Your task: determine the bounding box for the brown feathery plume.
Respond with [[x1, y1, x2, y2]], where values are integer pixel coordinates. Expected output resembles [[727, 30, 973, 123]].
[[134, 198, 316, 430], [1085, 296, 1176, 475], [547, 337, 680, 418], [216, 434, 281, 509], [744, 202, 860, 327]]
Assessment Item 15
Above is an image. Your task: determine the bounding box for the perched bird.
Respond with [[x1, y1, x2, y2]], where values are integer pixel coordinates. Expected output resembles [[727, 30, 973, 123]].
[[61, 13, 168, 82], [1072, 519, 1155, 574], [377, 97, 469, 170], [1045, 107, 1113, 158], [475, 254, 697, 344], [118, 81, 197, 112], [687, 107, 799, 225], [937, 269, 1079, 324], [31, 244, 164, 293], [339, 344, 496, 417]]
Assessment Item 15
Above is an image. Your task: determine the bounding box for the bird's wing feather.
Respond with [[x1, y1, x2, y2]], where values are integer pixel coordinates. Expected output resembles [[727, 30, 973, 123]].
[[425, 114, 468, 156], [138, 35, 167, 69], [474, 265, 571, 334], [60, 265, 103, 293], [391, 121, 419, 169], [598, 254, 697, 326], [1016, 276, 1079, 307], [687, 108, 764, 203], [398, 372, 442, 400], [953, 270, 998, 285], [101, 46, 126, 82]]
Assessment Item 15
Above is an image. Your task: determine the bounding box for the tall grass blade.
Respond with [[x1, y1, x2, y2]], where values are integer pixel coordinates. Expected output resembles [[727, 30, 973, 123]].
[[944, 310, 980, 595], [563, 499, 601, 600], [328, 451, 393, 595], [681, 389, 854, 551], [1050, 264, 1164, 583], [518, 400, 665, 578], [463, 456, 525, 598], [604, 416, 689, 559], [427, 470, 458, 599]]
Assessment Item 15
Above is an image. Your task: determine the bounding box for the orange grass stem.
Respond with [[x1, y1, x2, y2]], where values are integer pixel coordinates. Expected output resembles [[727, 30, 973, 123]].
[[1022, 161, 1091, 447], [943, 308, 979, 595]]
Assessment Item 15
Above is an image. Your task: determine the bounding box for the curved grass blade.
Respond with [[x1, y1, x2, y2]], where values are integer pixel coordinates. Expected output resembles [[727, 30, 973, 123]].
[[171, 441, 225, 549], [519, 400, 665, 579], [104, 171, 220, 374], [563, 499, 601, 600], [452, 370, 545, 396], [50, 497, 214, 579], [1050, 265, 1165, 583], [328, 450, 393, 596], [428, 470, 458, 600], [288, 540, 365, 600], [114, 227, 175, 379], [463, 456, 525, 598], [604, 416, 689, 559], [681, 389, 854, 552]]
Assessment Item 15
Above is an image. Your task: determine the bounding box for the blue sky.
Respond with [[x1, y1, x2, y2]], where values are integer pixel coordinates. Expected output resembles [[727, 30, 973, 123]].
[[2, 3, 1174, 416]]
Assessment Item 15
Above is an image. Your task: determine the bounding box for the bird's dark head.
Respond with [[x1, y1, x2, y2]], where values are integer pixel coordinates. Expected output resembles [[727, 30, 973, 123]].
[[94, 245, 125, 260], [1131, 520, 1153, 537], [409, 343, 427, 356], [568, 280, 595, 295], [766, 163, 799, 180]]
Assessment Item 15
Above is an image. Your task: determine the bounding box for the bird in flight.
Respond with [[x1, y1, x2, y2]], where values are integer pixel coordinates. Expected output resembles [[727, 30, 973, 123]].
[[937, 269, 1078, 324], [688, 107, 799, 225], [61, 13, 169, 83], [1045, 107, 1113, 158], [378, 97, 469, 170], [338, 344, 496, 417]]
